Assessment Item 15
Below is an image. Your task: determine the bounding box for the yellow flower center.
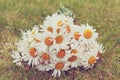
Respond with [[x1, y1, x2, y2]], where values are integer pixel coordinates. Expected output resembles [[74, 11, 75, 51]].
[[68, 56, 77, 62], [88, 56, 96, 65], [74, 32, 81, 40], [64, 20, 68, 22], [57, 20, 63, 26], [55, 62, 64, 70], [84, 29, 92, 39], [57, 49, 65, 58], [66, 25, 71, 33], [56, 28, 60, 34], [47, 27, 53, 33], [44, 37, 53, 46], [32, 31, 35, 34], [34, 38, 40, 43], [41, 53, 50, 60], [71, 49, 78, 54], [55, 35, 63, 44], [29, 47, 37, 57]]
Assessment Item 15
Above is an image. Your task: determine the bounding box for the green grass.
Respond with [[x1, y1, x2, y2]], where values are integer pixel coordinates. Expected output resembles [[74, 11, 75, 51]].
[[0, 0, 120, 80]]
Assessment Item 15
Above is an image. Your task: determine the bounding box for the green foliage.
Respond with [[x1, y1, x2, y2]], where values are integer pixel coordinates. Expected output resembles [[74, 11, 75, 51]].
[[57, 3, 75, 18]]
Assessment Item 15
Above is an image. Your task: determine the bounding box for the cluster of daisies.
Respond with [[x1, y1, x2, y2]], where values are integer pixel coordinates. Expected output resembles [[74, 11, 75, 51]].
[[11, 13, 104, 77]]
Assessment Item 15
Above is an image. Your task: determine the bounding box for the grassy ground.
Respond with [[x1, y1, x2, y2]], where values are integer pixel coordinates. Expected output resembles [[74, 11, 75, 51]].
[[0, 0, 120, 80]]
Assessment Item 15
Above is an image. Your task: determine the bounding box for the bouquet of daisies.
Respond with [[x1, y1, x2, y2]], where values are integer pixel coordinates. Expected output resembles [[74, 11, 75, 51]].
[[11, 5, 104, 77]]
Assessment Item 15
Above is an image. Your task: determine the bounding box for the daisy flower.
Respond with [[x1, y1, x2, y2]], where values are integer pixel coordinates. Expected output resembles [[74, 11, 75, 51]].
[[36, 48, 58, 71], [51, 31, 71, 51], [66, 42, 83, 68], [31, 25, 41, 36], [39, 48, 57, 65], [21, 42, 40, 66], [95, 42, 105, 54], [47, 59, 70, 77], [80, 23, 98, 43], [80, 49, 99, 69], [87, 41, 105, 57], [80, 41, 105, 56], [11, 51, 23, 66], [43, 13, 74, 34], [34, 31, 54, 47], [43, 13, 74, 27], [68, 25, 83, 42], [21, 30, 34, 43], [21, 25, 43, 44]]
